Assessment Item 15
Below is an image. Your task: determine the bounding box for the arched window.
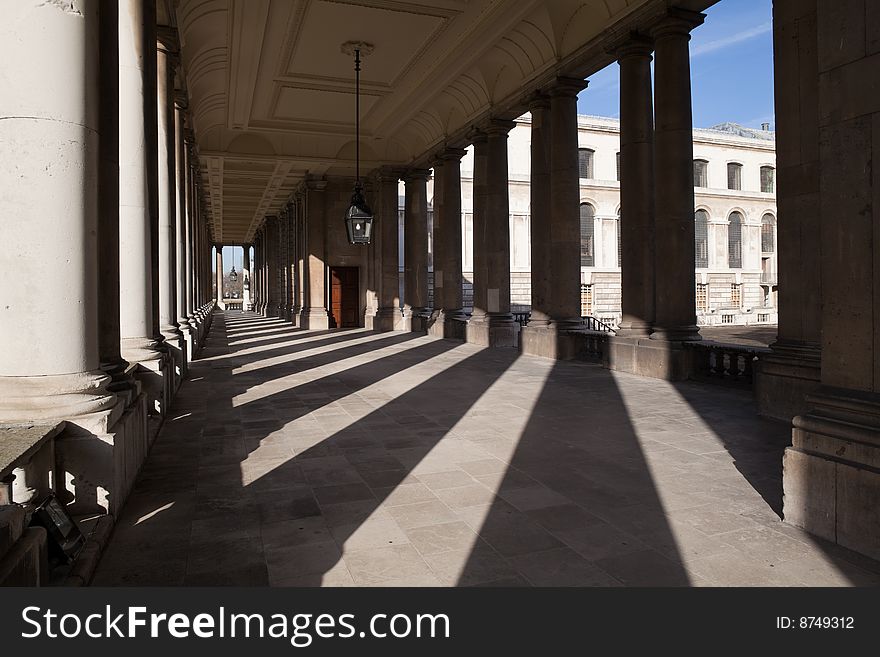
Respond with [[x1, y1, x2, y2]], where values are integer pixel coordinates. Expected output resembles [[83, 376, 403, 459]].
[[580, 203, 595, 267], [728, 211, 743, 268], [578, 149, 594, 179], [695, 209, 709, 268], [694, 159, 708, 188], [727, 162, 743, 190], [761, 213, 776, 253], [760, 166, 775, 193]]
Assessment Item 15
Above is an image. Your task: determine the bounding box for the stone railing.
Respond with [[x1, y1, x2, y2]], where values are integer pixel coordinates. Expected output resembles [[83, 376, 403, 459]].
[[685, 341, 771, 386], [578, 330, 611, 362]]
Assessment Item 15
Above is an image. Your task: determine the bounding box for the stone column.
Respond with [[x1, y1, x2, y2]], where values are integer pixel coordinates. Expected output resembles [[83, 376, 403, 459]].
[[429, 147, 468, 339], [118, 0, 169, 421], [156, 39, 183, 379], [97, 0, 133, 392], [373, 169, 403, 331], [403, 169, 431, 330], [184, 147, 196, 323], [470, 130, 489, 326], [253, 233, 261, 312], [174, 98, 194, 357], [264, 217, 279, 318], [782, 0, 880, 561], [650, 12, 702, 343], [520, 78, 587, 360], [616, 39, 655, 337], [292, 194, 303, 324], [278, 209, 289, 321], [215, 247, 224, 309], [243, 243, 252, 311], [468, 120, 518, 347], [526, 93, 552, 328], [755, 0, 822, 420], [0, 0, 116, 422], [301, 181, 331, 329]]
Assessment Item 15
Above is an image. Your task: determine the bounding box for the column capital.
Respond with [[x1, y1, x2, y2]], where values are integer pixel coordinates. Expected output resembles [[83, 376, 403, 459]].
[[527, 91, 550, 111], [375, 166, 402, 184], [484, 118, 517, 137], [468, 126, 488, 145], [434, 146, 468, 165], [403, 167, 431, 182], [650, 9, 704, 40], [156, 26, 180, 55], [615, 34, 654, 60], [546, 76, 588, 98], [305, 177, 327, 192]]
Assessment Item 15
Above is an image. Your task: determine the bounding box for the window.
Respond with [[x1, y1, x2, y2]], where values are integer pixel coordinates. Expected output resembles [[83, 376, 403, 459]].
[[761, 214, 775, 253], [721, 314, 735, 324], [616, 152, 621, 182], [580, 203, 595, 267], [616, 211, 621, 268], [727, 162, 743, 190], [731, 284, 742, 307], [695, 209, 709, 268], [694, 160, 708, 187], [578, 148, 594, 179], [758, 313, 770, 323], [580, 284, 593, 316], [696, 284, 708, 312], [760, 166, 775, 193], [728, 211, 743, 268], [511, 214, 530, 268]]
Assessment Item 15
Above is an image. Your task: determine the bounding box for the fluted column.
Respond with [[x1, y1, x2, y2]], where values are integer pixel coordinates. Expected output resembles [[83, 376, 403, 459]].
[[0, 0, 116, 421], [301, 181, 331, 329], [468, 120, 517, 347], [429, 147, 468, 339], [403, 169, 431, 329], [156, 39, 182, 371], [617, 39, 656, 337], [650, 12, 702, 342], [374, 168, 403, 331]]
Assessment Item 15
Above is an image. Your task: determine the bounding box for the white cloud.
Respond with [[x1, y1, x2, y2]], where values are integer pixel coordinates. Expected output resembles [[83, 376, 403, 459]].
[[691, 21, 772, 58]]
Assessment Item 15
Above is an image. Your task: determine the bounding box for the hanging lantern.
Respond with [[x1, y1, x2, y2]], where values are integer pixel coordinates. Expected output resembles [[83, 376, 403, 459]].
[[342, 41, 374, 245], [229, 265, 238, 282]]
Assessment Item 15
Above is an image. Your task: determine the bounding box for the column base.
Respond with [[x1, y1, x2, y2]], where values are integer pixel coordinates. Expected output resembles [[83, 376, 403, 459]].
[[785, 388, 880, 561], [466, 315, 519, 348], [426, 309, 467, 340], [301, 308, 331, 330], [403, 307, 430, 333], [606, 335, 695, 381], [650, 325, 702, 342], [122, 342, 171, 432], [755, 341, 821, 422], [372, 308, 406, 332], [0, 370, 116, 423], [519, 324, 597, 361]]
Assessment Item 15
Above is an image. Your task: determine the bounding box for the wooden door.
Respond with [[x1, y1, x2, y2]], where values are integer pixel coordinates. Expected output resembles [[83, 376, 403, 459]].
[[330, 266, 359, 328]]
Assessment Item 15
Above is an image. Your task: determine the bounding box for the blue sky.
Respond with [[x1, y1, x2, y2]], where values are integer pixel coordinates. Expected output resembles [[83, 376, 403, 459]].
[[577, 0, 774, 129]]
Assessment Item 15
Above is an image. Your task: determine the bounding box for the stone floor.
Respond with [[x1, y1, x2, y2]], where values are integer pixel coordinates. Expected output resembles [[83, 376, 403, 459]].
[[93, 312, 880, 587]]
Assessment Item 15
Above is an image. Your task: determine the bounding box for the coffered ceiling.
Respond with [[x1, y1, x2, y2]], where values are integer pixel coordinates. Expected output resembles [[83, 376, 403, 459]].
[[173, 0, 713, 244]]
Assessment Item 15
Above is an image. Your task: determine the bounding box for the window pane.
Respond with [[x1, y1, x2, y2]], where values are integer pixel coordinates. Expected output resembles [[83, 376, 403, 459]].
[[761, 213, 775, 252], [616, 152, 621, 182], [695, 209, 709, 268], [727, 163, 742, 190], [694, 160, 707, 188], [580, 203, 594, 267], [761, 166, 775, 193], [728, 212, 743, 268], [578, 149, 594, 179]]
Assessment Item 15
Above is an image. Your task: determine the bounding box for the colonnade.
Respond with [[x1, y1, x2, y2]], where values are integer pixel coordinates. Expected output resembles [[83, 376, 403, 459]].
[[0, 0, 212, 516]]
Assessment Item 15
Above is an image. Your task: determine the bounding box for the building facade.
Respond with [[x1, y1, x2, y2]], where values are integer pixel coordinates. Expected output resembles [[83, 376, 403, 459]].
[[413, 117, 778, 328]]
